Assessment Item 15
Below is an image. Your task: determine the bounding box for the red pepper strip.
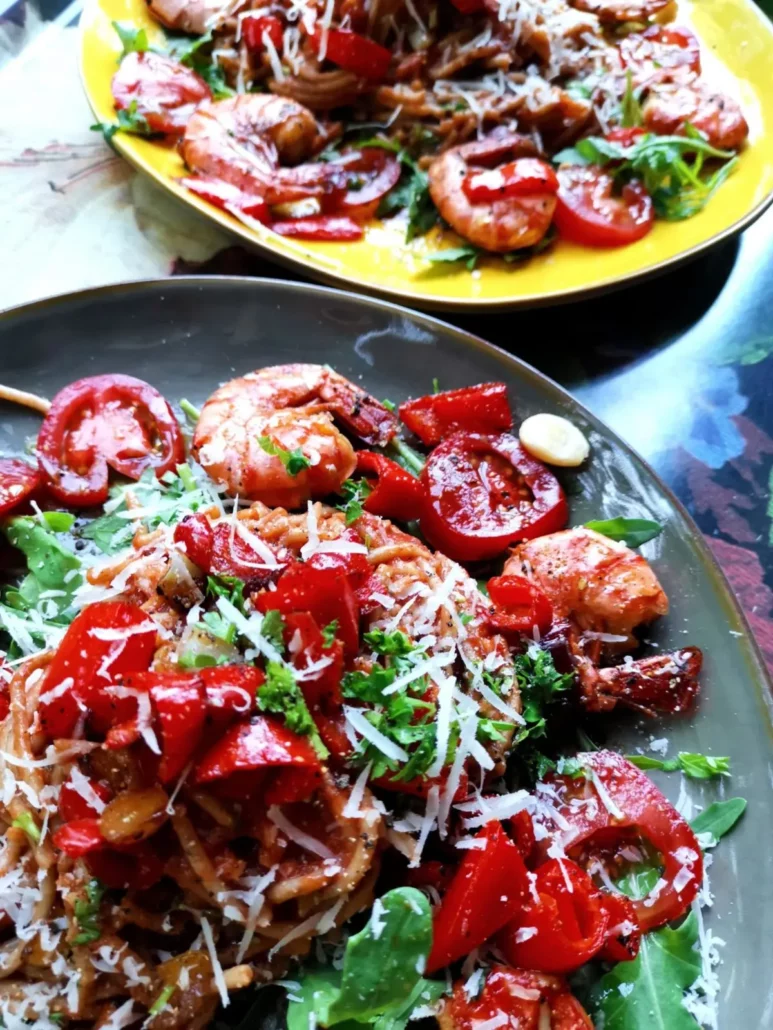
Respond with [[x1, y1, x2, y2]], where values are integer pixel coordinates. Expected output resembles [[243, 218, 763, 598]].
[[605, 126, 647, 145], [510, 809, 537, 866], [310, 27, 391, 79], [174, 513, 284, 584], [181, 176, 270, 222], [463, 158, 559, 204], [542, 750, 704, 932], [85, 840, 166, 891], [148, 672, 207, 783], [306, 529, 381, 614], [38, 601, 157, 739], [420, 432, 568, 563], [241, 13, 283, 52], [256, 562, 360, 659], [498, 858, 610, 973], [486, 574, 553, 635], [443, 966, 593, 1030], [53, 818, 105, 858], [0, 459, 41, 515], [37, 375, 185, 507], [111, 51, 212, 135], [0, 690, 8, 724], [399, 382, 512, 448], [356, 451, 425, 522], [265, 766, 324, 805], [59, 778, 112, 822], [173, 513, 214, 572], [271, 215, 364, 241], [201, 665, 263, 730], [193, 714, 321, 784], [598, 891, 641, 962], [426, 821, 529, 973]]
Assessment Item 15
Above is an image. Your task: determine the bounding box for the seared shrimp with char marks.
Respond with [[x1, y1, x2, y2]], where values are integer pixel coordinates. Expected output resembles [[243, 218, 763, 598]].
[[192, 364, 397, 507], [148, 0, 242, 36], [428, 133, 558, 253]]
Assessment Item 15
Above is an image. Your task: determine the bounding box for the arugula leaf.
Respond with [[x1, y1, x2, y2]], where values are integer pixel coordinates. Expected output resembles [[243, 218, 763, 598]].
[[627, 752, 730, 779], [371, 143, 439, 241], [112, 20, 149, 57], [690, 797, 746, 847], [73, 879, 106, 945], [258, 435, 311, 476], [321, 620, 339, 648], [424, 245, 480, 271], [257, 661, 328, 758], [261, 609, 285, 652], [206, 574, 247, 614], [287, 888, 438, 1029], [3, 515, 82, 618], [364, 628, 415, 656], [585, 516, 663, 547], [338, 478, 371, 524]]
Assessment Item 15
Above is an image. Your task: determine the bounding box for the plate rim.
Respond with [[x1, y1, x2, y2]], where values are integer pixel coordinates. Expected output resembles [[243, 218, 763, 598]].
[[77, 0, 773, 313], [1, 271, 772, 721]]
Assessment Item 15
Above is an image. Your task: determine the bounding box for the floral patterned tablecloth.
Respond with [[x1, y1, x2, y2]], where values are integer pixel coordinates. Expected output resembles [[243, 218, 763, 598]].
[[2, 8, 773, 675]]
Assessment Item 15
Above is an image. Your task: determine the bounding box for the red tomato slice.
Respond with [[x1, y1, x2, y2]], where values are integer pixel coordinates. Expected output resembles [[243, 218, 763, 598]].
[[420, 432, 568, 562], [37, 374, 185, 506], [399, 382, 512, 447], [310, 28, 391, 80], [111, 51, 212, 135], [426, 821, 529, 973], [486, 574, 553, 636], [271, 215, 364, 241], [181, 176, 270, 222], [356, 451, 425, 523], [498, 858, 610, 973], [242, 13, 284, 52], [38, 601, 157, 739], [540, 750, 704, 932], [193, 714, 321, 784], [463, 158, 559, 203], [325, 148, 402, 221], [619, 25, 701, 86], [443, 966, 593, 1030], [554, 166, 654, 248], [0, 459, 41, 515]]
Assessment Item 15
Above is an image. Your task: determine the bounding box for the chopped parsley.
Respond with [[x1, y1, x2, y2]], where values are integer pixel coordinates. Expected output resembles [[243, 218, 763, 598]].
[[258, 436, 312, 476], [73, 879, 106, 945], [206, 574, 247, 614], [510, 647, 574, 780], [260, 609, 286, 652], [112, 20, 149, 57], [364, 628, 416, 657], [338, 478, 372, 525], [321, 620, 339, 648], [257, 662, 328, 758]]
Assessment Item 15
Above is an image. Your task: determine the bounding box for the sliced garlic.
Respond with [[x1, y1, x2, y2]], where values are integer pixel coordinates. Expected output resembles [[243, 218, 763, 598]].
[[519, 413, 590, 467]]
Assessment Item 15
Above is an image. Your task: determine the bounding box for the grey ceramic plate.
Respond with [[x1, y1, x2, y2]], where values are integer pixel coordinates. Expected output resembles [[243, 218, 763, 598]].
[[1, 277, 772, 1026]]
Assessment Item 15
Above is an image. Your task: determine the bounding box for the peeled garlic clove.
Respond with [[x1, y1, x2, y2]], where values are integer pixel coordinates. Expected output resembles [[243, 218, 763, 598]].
[[519, 413, 590, 467]]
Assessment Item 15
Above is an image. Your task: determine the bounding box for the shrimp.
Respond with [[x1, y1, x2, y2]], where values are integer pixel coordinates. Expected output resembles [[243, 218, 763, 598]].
[[181, 95, 347, 205], [642, 82, 749, 150], [567, 0, 670, 23], [192, 364, 398, 507], [428, 133, 557, 253], [148, 0, 241, 36]]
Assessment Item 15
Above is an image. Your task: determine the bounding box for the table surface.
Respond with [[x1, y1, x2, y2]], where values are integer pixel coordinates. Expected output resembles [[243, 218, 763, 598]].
[[2, 0, 773, 675]]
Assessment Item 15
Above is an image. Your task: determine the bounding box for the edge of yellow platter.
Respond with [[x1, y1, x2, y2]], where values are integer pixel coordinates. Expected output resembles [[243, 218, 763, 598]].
[[80, 0, 773, 311]]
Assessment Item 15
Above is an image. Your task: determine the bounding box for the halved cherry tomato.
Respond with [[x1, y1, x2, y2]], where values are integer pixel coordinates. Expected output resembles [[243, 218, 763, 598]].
[[111, 51, 212, 135], [0, 459, 41, 515], [540, 751, 704, 932], [310, 27, 391, 80], [619, 25, 701, 86], [426, 821, 529, 973], [272, 215, 364, 241], [598, 890, 641, 962], [554, 166, 654, 248], [256, 562, 360, 658], [173, 513, 214, 572], [53, 818, 105, 857], [282, 611, 349, 756], [37, 375, 185, 506], [463, 158, 559, 204], [498, 858, 609, 973], [193, 714, 320, 784], [399, 382, 512, 447], [201, 664, 263, 729], [59, 778, 112, 822], [355, 452, 425, 523], [443, 966, 593, 1030], [487, 574, 553, 636], [181, 176, 270, 222], [325, 148, 402, 221], [510, 809, 537, 865], [38, 601, 157, 738], [420, 432, 568, 563], [605, 126, 646, 146], [241, 13, 284, 52]]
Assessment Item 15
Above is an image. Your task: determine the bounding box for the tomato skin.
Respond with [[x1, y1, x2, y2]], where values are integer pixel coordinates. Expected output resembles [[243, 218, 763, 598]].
[[399, 382, 512, 447], [542, 751, 704, 932], [37, 375, 185, 506], [310, 28, 392, 80], [463, 158, 559, 204], [554, 166, 654, 248], [59, 778, 112, 822], [111, 51, 212, 135], [181, 176, 270, 222], [426, 821, 529, 973], [449, 0, 485, 12], [264, 765, 324, 804], [486, 574, 553, 636], [355, 451, 425, 523], [0, 459, 41, 516], [420, 432, 568, 563], [242, 13, 284, 52], [443, 966, 593, 1030], [193, 714, 321, 784], [272, 215, 364, 241], [498, 858, 610, 973], [85, 840, 166, 891], [38, 601, 157, 739]]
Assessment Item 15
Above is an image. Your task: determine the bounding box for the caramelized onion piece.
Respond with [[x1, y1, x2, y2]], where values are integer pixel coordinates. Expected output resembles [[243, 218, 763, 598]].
[[99, 786, 169, 844]]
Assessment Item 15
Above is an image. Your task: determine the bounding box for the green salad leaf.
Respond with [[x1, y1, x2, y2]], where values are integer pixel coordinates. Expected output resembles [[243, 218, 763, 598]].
[[627, 752, 730, 779], [3, 515, 82, 618], [112, 20, 150, 57], [585, 516, 663, 547], [691, 797, 747, 847]]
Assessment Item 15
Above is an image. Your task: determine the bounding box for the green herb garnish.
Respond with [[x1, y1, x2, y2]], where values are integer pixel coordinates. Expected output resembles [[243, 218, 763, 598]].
[[257, 661, 328, 758], [73, 879, 106, 944], [585, 516, 663, 547], [258, 436, 312, 476], [627, 752, 730, 779]]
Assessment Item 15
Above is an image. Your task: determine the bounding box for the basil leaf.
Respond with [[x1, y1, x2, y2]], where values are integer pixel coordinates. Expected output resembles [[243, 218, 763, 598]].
[[690, 797, 747, 847], [585, 517, 663, 547], [588, 912, 701, 1030]]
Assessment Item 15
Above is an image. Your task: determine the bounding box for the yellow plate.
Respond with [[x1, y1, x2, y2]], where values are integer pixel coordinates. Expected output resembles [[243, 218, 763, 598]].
[[80, 0, 773, 311]]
